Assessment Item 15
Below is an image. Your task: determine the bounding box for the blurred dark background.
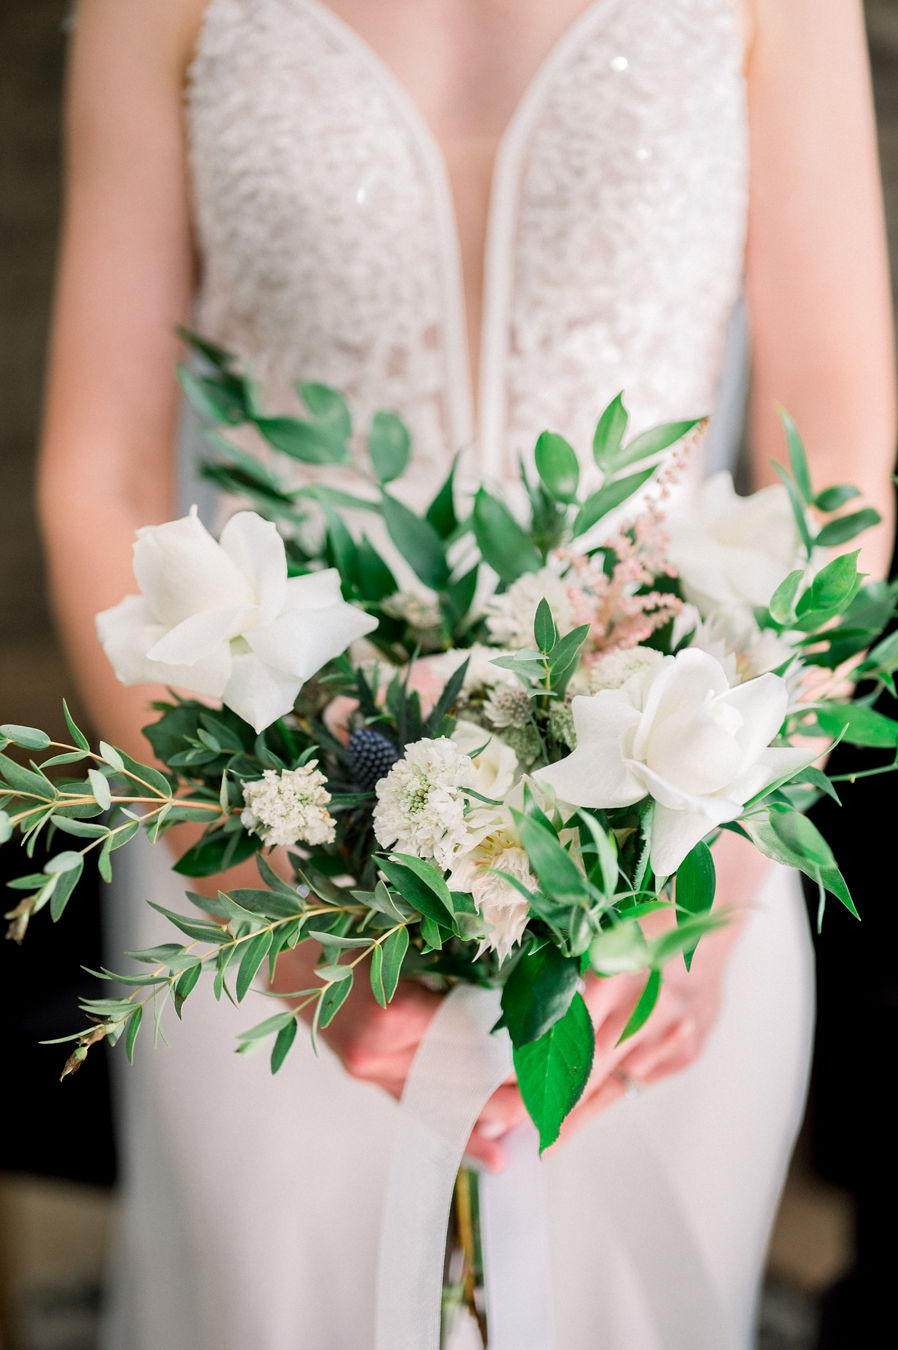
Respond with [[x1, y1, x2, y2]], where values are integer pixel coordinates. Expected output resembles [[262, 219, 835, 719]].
[[1, 2, 897, 1348]]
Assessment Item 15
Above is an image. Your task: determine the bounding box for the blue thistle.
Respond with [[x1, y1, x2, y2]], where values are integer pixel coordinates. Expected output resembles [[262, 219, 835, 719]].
[[348, 728, 400, 793]]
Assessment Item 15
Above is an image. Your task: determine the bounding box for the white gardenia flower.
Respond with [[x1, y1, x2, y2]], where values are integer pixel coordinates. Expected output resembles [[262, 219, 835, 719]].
[[535, 648, 813, 875], [241, 763, 336, 847], [372, 737, 476, 869], [483, 567, 575, 649], [96, 508, 377, 733], [666, 472, 808, 615]]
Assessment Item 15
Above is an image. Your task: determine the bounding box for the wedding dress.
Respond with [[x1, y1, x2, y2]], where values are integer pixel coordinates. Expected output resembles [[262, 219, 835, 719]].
[[100, 2, 815, 1346]]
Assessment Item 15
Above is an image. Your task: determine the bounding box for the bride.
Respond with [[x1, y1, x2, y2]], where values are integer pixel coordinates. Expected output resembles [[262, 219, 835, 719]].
[[39, 1, 894, 1346]]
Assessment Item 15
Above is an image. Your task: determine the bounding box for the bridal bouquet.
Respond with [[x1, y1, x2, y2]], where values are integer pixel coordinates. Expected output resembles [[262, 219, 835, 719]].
[[3, 333, 898, 1161]]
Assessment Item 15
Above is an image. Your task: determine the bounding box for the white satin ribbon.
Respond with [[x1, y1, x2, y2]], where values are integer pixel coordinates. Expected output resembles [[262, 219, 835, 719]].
[[374, 984, 555, 1350]]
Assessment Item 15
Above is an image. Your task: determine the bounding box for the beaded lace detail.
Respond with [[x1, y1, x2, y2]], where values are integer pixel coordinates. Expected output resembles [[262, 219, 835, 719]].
[[186, 0, 747, 504]]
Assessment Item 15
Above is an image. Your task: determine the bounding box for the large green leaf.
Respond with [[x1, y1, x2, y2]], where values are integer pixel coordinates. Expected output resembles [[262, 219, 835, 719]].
[[255, 416, 350, 465], [381, 493, 449, 590], [299, 382, 352, 439], [471, 488, 543, 585], [675, 840, 716, 971], [513, 991, 595, 1152], [591, 393, 629, 471], [816, 703, 898, 748], [513, 810, 590, 902], [500, 942, 581, 1047], [571, 467, 656, 538]]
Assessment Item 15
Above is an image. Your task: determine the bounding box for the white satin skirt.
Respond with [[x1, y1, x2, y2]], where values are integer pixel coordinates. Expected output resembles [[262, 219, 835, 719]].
[[99, 836, 814, 1350]]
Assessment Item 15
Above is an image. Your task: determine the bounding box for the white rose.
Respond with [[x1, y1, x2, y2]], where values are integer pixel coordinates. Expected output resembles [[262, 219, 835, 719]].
[[535, 648, 812, 875], [666, 472, 807, 614], [451, 719, 520, 802], [97, 507, 377, 733]]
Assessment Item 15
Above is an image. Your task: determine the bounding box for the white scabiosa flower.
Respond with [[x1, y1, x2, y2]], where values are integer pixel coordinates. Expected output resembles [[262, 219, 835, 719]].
[[584, 645, 665, 693], [381, 589, 442, 633], [241, 763, 336, 847], [483, 568, 575, 650], [372, 737, 476, 868]]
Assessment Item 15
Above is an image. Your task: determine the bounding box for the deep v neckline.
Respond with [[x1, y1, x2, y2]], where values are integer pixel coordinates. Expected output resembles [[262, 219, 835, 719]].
[[288, 0, 609, 471]]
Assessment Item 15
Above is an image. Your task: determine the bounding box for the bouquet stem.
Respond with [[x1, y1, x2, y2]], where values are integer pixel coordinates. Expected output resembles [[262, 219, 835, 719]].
[[441, 1166, 488, 1347]]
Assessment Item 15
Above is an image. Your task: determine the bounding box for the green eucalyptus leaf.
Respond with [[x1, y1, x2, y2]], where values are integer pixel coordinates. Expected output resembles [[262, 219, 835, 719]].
[[534, 431, 580, 502], [0, 724, 52, 751], [270, 1014, 299, 1072], [63, 700, 91, 752], [379, 927, 410, 1002], [316, 962, 353, 982], [235, 930, 275, 1002], [236, 1011, 296, 1042], [174, 961, 203, 1017], [87, 768, 111, 813], [500, 942, 581, 1046], [513, 991, 594, 1153], [0, 811, 11, 844], [125, 1005, 143, 1063], [49, 856, 84, 921], [0, 752, 54, 799], [318, 974, 353, 1027]]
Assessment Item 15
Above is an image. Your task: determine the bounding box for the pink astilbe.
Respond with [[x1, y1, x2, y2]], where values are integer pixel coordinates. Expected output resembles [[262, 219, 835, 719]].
[[558, 505, 683, 657]]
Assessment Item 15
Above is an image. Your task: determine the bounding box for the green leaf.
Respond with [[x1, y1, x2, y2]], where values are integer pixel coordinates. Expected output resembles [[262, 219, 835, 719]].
[[369, 942, 388, 1008], [236, 930, 275, 1002], [256, 414, 350, 465], [571, 467, 655, 538], [769, 810, 835, 867], [48, 855, 84, 921], [125, 1005, 143, 1063], [771, 461, 814, 556], [0, 752, 53, 799], [48, 815, 108, 840], [533, 598, 558, 654], [797, 551, 862, 617], [0, 811, 11, 844], [87, 768, 111, 813], [236, 1011, 296, 1042], [178, 366, 247, 425], [471, 488, 543, 586], [44, 850, 84, 875], [779, 408, 813, 503], [356, 536, 398, 601], [500, 942, 581, 1046], [318, 975, 353, 1028], [589, 920, 649, 975], [814, 484, 861, 513], [172, 827, 259, 877], [270, 1014, 299, 1072], [381, 492, 449, 590], [174, 961, 203, 1017], [316, 962, 353, 982], [63, 700, 91, 752], [0, 724, 51, 751], [380, 927, 409, 1002], [675, 840, 716, 971], [768, 569, 804, 626], [618, 968, 662, 1043], [816, 702, 898, 748], [615, 419, 700, 469], [425, 458, 458, 537], [368, 410, 411, 483], [534, 431, 580, 502], [376, 854, 453, 922], [513, 991, 595, 1152], [299, 382, 352, 438], [513, 810, 589, 902], [814, 509, 881, 549], [591, 393, 629, 471]]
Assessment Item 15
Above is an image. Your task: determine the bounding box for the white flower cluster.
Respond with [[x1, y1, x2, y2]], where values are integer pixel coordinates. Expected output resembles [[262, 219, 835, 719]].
[[381, 589, 442, 632], [241, 763, 336, 847], [483, 567, 574, 649], [582, 645, 664, 693], [372, 737, 476, 869]]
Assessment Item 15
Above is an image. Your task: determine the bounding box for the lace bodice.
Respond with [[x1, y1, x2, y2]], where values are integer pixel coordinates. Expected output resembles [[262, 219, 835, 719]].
[[186, 0, 747, 503]]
